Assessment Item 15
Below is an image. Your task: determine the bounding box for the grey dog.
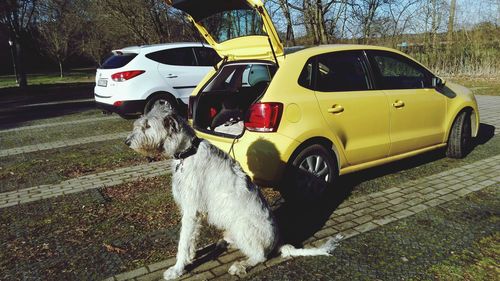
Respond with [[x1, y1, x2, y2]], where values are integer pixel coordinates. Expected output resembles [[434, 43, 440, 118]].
[[125, 104, 342, 280]]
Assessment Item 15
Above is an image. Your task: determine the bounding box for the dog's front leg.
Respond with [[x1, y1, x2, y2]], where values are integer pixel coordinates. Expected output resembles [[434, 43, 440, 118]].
[[163, 210, 199, 280]]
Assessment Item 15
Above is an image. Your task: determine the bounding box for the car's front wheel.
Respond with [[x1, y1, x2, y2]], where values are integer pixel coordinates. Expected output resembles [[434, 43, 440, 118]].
[[281, 144, 337, 202], [446, 110, 472, 159]]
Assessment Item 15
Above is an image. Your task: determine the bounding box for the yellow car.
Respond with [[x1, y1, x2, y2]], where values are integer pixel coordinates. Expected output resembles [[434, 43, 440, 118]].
[[168, 0, 479, 193]]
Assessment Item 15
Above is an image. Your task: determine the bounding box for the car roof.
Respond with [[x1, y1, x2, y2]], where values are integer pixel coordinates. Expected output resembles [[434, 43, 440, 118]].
[[286, 44, 407, 58], [113, 42, 210, 54]]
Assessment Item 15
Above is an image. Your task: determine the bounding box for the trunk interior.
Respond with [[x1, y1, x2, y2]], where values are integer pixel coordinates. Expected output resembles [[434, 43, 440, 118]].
[[193, 62, 277, 137]]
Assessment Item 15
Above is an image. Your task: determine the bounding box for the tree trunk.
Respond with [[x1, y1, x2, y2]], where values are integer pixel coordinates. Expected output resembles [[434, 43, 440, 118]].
[[447, 0, 456, 44], [59, 61, 63, 78], [15, 41, 27, 88], [278, 0, 295, 46]]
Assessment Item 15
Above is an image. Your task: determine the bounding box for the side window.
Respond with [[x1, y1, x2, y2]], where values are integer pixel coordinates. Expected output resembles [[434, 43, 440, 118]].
[[194, 47, 221, 66], [369, 51, 432, 89], [145, 47, 197, 66], [315, 51, 370, 92]]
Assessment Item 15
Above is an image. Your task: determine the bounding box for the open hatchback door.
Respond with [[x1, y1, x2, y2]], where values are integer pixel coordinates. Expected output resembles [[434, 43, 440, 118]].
[[166, 0, 284, 61]]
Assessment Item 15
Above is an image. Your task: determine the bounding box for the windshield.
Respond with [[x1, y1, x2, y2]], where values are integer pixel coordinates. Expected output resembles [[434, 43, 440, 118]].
[[199, 8, 266, 43]]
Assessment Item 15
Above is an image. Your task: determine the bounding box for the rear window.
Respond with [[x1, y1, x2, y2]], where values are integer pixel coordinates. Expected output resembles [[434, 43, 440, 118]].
[[101, 53, 137, 69], [199, 8, 266, 43], [203, 63, 276, 92]]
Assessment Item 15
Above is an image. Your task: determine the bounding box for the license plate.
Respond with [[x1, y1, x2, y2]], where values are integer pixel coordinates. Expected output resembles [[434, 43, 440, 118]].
[[97, 79, 108, 87]]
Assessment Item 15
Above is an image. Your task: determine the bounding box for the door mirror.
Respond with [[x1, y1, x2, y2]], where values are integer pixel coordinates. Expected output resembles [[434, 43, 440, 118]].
[[432, 77, 445, 88]]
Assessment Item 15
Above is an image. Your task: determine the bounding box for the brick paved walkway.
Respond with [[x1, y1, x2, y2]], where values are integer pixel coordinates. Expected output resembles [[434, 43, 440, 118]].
[[102, 154, 499, 281], [0, 132, 129, 157], [0, 115, 119, 133], [0, 160, 170, 209]]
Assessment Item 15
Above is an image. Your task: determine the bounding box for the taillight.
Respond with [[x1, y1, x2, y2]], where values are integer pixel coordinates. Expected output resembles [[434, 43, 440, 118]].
[[244, 102, 283, 132], [111, 70, 145, 82]]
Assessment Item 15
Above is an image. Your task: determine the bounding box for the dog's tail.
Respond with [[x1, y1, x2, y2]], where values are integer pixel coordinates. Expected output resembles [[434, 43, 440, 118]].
[[279, 234, 343, 258]]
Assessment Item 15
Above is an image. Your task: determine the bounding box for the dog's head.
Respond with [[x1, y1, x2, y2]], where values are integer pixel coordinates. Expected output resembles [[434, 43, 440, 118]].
[[125, 103, 190, 157]]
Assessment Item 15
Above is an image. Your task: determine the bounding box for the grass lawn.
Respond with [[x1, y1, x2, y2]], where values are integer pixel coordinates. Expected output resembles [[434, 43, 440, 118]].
[[0, 117, 133, 149], [0, 71, 95, 89], [447, 76, 500, 96], [0, 176, 184, 280]]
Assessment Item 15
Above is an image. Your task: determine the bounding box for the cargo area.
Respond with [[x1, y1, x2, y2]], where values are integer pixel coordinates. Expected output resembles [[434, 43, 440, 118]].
[[192, 62, 278, 137]]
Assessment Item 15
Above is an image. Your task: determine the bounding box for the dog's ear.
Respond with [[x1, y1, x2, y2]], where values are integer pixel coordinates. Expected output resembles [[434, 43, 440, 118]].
[[164, 115, 179, 133]]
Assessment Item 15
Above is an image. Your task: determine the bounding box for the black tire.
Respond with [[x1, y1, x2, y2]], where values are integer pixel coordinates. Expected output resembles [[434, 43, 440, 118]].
[[446, 111, 472, 159], [281, 144, 337, 202], [144, 94, 177, 114]]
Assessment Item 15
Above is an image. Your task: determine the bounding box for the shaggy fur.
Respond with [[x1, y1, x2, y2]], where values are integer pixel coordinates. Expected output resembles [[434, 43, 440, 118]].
[[125, 104, 343, 280]]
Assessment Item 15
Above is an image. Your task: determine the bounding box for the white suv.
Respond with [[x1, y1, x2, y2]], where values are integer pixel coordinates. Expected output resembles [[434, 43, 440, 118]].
[[94, 42, 220, 118]]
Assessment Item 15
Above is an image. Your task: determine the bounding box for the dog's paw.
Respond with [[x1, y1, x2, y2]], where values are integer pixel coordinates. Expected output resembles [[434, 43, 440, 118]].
[[163, 266, 184, 280], [228, 261, 247, 277]]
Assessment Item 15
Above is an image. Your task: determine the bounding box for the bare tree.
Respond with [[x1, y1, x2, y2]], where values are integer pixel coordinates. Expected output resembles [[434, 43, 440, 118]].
[[351, 0, 391, 43], [0, 0, 37, 87], [36, 0, 83, 77]]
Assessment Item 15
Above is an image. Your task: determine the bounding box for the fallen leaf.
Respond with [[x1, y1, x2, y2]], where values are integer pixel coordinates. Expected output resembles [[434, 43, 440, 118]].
[[103, 243, 126, 254]]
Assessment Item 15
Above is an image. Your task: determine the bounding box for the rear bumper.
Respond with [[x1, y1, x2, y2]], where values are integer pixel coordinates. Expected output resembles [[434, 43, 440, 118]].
[[194, 129, 300, 187], [95, 97, 145, 116]]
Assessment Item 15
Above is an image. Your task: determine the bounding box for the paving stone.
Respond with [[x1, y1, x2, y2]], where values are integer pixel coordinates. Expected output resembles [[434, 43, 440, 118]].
[[353, 215, 373, 225], [264, 256, 291, 268], [371, 208, 393, 218], [353, 207, 374, 216], [136, 270, 164, 281], [333, 206, 353, 215], [388, 203, 410, 212], [217, 251, 245, 264], [191, 259, 221, 273], [392, 210, 415, 220], [115, 267, 148, 281], [408, 204, 429, 213], [373, 216, 399, 226], [182, 271, 214, 281], [210, 264, 231, 277], [147, 258, 176, 272], [335, 221, 358, 231], [385, 192, 405, 199], [370, 202, 391, 210], [314, 226, 339, 239], [440, 193, 460, 202], [354, 222, 378, 233]]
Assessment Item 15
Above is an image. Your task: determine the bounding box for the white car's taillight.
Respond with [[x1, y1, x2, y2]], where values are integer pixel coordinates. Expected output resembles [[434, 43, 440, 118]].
[[244, 102, 283, 132], [111, 70, 145, 82]]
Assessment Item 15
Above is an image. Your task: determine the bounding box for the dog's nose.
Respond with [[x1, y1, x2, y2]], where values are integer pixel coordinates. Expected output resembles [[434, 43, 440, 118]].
[[125, 137, 132, 147]]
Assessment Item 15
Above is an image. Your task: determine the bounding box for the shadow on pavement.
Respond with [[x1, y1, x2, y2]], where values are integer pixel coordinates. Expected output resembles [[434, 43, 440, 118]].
[[0, 82, 96, 129]]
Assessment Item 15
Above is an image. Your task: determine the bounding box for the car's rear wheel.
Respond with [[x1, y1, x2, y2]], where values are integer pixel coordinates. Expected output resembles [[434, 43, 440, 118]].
[[281, 144, 337, 202], [446, 110, 472, 159], [144, 94, 177, 114]]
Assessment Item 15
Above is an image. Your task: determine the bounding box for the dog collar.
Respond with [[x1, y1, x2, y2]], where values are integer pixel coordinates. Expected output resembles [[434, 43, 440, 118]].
[[173, 137, 202, 160]]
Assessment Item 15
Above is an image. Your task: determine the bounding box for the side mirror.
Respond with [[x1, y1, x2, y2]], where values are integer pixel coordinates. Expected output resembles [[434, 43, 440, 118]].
[[432, 77, 446, 88]]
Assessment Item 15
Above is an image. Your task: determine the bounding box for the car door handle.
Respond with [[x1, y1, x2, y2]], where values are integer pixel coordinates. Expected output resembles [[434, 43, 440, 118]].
[[392, 100, 405, 108], [166, 74, 178, 78], [327, 105, 344, 114]]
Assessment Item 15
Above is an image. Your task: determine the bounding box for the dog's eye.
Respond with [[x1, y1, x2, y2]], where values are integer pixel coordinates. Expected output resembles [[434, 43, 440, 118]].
[[145, 124, 150, 129]]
